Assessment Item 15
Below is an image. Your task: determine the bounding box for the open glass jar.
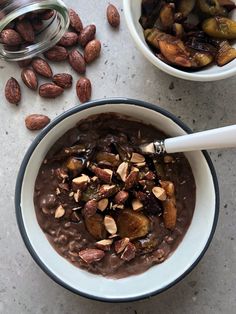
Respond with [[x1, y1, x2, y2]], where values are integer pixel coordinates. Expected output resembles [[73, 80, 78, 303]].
[[0, 0, 69, 61]]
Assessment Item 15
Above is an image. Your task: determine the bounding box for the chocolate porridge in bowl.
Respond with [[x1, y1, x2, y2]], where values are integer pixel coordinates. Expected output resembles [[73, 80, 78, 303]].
[[34, 113, 196, 279]]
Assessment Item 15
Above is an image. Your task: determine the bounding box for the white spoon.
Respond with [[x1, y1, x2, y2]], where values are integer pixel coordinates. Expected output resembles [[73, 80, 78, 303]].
[[140, 125, 236, 154]]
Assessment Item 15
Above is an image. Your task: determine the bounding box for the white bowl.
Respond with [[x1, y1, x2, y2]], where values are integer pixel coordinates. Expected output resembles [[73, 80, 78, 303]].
[[123, 0, 236, 81], [15, 98, 219, 302]]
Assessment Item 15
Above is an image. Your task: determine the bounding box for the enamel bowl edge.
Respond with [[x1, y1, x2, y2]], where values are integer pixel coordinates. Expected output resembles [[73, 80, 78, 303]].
[[15, 98, 219, 302]]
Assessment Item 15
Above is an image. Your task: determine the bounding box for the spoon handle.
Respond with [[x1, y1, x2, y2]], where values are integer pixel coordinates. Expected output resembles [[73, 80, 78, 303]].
[[164, 125, 236, 154]]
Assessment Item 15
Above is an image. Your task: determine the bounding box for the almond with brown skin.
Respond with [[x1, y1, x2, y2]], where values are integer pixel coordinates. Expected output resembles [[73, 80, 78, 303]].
[[90, 166, 112, 183], [69, 9, 83, 33], [84, 39, 101, 63], [18, 58, 32, 68], [40, 9, 54, 20], [114, 238, 130, 254], [32, 57, 53, 78], [44, 45, 68, 62], [1, 29, 22, 46], [114, 191, 129, 204], [39, 83, 64, 98], [21, 68, 38, 90], [76, 77, 91, 103], [31, 19, 44, 32], [5, 77, 21, 105], [52, 73, 73, 89], [15, 19, 35, 43], [58, 32, 78, 47], [78, 248, 105, 264], [25, 114, 50, 130], [107, 4, 120, 28], [78, 24, 96, 47], [120, 242, 136, 261], [82, 200, 97, 218], [69, 49, 86, 74]]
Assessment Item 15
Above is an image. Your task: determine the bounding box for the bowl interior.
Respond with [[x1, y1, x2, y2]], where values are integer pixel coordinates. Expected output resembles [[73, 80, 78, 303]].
[[18, 102, 217, 301], [124, 0, 236, 81]]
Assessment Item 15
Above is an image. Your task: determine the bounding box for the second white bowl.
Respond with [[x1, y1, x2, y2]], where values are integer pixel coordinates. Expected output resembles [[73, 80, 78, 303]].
[[123, 0, 236, 81]]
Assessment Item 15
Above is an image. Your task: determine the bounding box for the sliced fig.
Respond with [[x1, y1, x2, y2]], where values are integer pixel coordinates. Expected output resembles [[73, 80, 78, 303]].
[[85, 213, 107, 240], [117, 209, 150, 240], [178, 0, 196, 17]]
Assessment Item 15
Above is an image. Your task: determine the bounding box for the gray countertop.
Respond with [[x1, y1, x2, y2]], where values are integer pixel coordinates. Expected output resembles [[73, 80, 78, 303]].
[[0, 1, 236, 313]]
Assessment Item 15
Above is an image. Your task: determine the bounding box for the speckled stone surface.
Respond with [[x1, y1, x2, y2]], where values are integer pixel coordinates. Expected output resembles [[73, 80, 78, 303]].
[[0, 1, 236, 313]]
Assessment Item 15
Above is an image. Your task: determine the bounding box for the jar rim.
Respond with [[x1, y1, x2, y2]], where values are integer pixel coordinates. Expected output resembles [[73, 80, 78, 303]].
[[0, 0, 69, 61]]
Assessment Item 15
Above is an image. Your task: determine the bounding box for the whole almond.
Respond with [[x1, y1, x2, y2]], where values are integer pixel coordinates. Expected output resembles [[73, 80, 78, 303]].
[[5, 77, 21, 105], [0, 29, 22, 46], [40, 9, 54, 20], [21, 68, 38, 90], [58, 32, 78, 47], [39, 83, 64, 98], [84, 39, 101, 63], [25, 114, 50, 130], [16, 19, 35, 43], [76, 77, 91, 103], [69, 49, 86, 74], [78, 24, 96, 47], [32, 57, 53, 78], [107, 4, 120, 28], [44, 45, 68, 62], [69, 9, 83, 33], [52, 73, 73, 89], [31, 19, 44, 32], [78, 248, 105, 264], [18, 58, 32, 68]]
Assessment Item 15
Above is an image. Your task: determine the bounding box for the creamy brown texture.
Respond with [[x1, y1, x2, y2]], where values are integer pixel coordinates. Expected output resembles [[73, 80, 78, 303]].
[[34, 113, 196, 278]]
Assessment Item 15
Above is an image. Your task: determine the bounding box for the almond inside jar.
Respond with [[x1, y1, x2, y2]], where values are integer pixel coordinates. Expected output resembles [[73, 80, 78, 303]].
[[34, 113, 196, 278]]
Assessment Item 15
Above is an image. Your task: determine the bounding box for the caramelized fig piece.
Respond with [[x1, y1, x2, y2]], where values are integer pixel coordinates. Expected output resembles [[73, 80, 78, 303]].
[[159, 3, 175, 30], [85, 213, 107, 240], [202, 17, 236, 39], [178, 0, 196, 17], [66, 157, 85, 172], [215, 40, 236, 66], [114, 143, 130, 161], [144, 28, 167, 49], [134, 235, 159, 254], [163, 199, 177, 230], [95, 152, 120, 167], [197, 0, 227, 16], [173, 23, 185, 39], [139, 0, 164, 29], [191, 51, 214, 67], [159, 36, 192, 67], [186, 37, 217, 55], [117, 209, 150, 240]]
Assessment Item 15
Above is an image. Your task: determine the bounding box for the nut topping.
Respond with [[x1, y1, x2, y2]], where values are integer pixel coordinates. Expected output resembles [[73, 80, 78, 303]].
[[97, 198, 109, 211], [132, 199, 143, 211], [83, 200, 97, 217], [121, 242, 136, 261], [114, 238, 130, 254], [78, 249, 105, 264], [160, 180, 175, 197], [72, 174, 90, 186], [54, 205, 65, 218], [104, 215, 117, 235], [91, 166, 113, 183], [74, 190, 82, 203], [95, 239, 113, 251], [116, 162, 129, 182], [130, 153, 145, 163], [152, 187, 167, 201], [114, 191, 129, 204]]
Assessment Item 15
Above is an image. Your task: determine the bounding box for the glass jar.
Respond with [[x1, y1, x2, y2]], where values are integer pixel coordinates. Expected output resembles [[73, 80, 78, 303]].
[[0, 0, 69, 61]]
